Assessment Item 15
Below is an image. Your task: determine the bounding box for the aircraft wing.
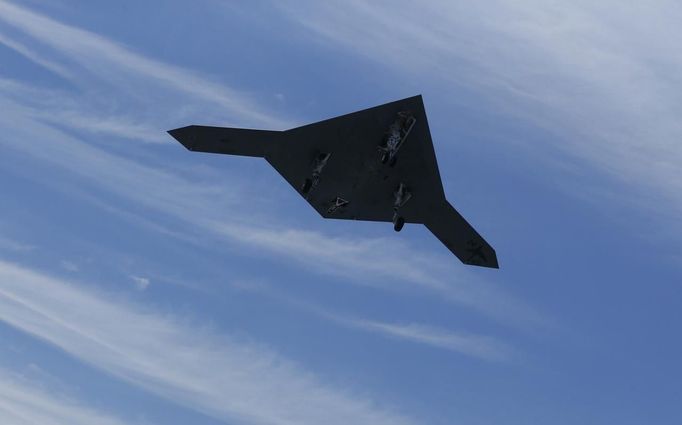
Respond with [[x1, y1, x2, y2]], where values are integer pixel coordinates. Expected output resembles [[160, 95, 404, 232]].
[[167, 125, 283, 157], [424, 200, 498, 268], [168, 95, 499, 268]]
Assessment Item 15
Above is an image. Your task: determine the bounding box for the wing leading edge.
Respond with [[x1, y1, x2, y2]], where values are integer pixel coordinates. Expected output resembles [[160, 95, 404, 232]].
[[168, 95, 499, 269], [167, 125, 283, 157]]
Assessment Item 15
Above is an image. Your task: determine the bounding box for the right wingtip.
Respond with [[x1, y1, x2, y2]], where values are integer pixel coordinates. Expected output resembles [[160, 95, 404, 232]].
[[486, 247, 499, 269], [489, 254, 500, 269], [463, 243, 499, 269]]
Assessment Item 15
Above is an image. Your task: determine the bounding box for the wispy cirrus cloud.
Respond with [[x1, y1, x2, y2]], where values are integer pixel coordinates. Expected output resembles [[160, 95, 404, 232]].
[[0, 86, 541, 328], [0, 0, 293, 149], [0, 235, 35, 253], [0, 369, 135, 425], [0, 29, 73, 79], [0, 77, 167, 143], [0, 0, 543, 328], [130, 275, 151, 291], [220, 224, 540, 326], [0, 0, 290, 130], [0, 260, 414, 425], [59, 260, 78, 272], [279, 0, 682, 216], [347, 320, 513, 362], [232, 280, 515, 362]]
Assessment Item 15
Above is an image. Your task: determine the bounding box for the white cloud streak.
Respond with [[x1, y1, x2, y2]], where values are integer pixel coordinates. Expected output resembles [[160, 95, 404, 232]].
[[0, 235, 34, 253], [232, 280, 514, 362], [0, 0, 289, 130], [0, 0, 543, 328], [348, 320, 513, 362], [0, 87, 541, 328], [0, 260, 414, 425], [279, 0, 682, 214], [59, 260, 78, 272], [0, 77, 167, 143], [130, 275, 150, 291], [0, 369, 133, 425], [0, 30, 73, 79]]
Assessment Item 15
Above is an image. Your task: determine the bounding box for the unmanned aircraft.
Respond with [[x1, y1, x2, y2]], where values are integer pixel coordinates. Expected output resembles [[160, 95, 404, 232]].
[[169, 95, 498, 268]]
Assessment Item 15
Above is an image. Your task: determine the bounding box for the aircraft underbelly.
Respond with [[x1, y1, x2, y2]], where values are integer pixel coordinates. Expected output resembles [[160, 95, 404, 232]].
[[169, 95, 499, 268]]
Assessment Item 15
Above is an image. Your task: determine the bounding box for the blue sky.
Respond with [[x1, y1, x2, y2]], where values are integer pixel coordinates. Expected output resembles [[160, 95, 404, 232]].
[[0, 1, 681, 424]]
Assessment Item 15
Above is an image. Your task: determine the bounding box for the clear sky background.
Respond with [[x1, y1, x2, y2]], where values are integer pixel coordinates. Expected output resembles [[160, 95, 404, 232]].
[[1, 1, 681, 424]]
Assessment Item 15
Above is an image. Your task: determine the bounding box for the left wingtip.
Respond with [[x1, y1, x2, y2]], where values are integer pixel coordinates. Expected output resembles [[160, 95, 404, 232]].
[[167, 126, 196, 151]]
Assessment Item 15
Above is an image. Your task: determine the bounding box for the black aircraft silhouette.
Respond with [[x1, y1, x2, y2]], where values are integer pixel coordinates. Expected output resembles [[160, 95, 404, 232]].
[[168, 95, 498, 268]]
